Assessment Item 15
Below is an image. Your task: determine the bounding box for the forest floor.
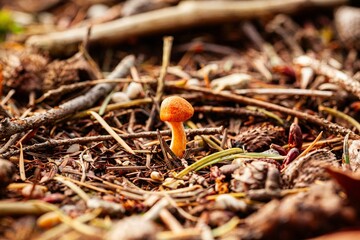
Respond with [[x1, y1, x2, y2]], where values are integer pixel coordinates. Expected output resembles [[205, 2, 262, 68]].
[[1, 0, 360, 239]]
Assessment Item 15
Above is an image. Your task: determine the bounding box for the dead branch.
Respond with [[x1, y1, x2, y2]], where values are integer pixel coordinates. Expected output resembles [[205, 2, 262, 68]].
[[178, 86, 360, 139], [26, 0, 347, 53], [0, 55, 135, 139], [234, 88, 333, 97], [193, 106, 266, 118], [0, 127, 223, 158]]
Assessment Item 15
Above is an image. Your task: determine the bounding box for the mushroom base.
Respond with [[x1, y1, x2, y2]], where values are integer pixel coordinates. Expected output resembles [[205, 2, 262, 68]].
[[169, 121, 187, 158]]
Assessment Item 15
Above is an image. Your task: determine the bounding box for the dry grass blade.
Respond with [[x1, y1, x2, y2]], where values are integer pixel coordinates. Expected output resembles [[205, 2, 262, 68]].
[[157, 228, 201, 240], [296, 131, 323, 160], [187, 121, 223, 151], [88, 110, 135, 154], [72, 98, 152, 119], [156, 36, 173, 102], [281, 131, 325, 174], [59, 175, 113, 194], [19, 142, 26, 181], [79, 149, 88, 182], [39, 209, 102, 240], [33, 202, 101, 237], [319, 105, 360, 132], [54, 175, 90, 202], [176, 148, 244, 178], [159, 209, 183, 233], [0, 200, 101, 237], [343, 132, 351, 165], [212, 217, 242, 238]]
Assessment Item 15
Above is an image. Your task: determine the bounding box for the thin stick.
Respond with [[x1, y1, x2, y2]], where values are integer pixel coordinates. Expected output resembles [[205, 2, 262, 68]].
[[193, 106, 266, 118], [146, 37, 173, 131], [156, 36, 173, 103], [157, 129, 174, 169], [177, 86, 360, 139], [0, 55, 135, 139], [73, 98, 152, 119], [159, 209, 184, 233], [0, 127, 223, 158], [234, 88, 333, 97], [19, 142, 26, 181], [36, 78, 153, 103], [26, 0, 346, 53]]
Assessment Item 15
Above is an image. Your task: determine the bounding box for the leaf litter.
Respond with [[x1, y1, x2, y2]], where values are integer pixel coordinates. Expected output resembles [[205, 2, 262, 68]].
[[0, 0, 360, 239]]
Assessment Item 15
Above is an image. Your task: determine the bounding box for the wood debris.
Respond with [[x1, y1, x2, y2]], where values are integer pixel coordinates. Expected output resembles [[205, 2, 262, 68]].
[[0, 0, 359, 239]]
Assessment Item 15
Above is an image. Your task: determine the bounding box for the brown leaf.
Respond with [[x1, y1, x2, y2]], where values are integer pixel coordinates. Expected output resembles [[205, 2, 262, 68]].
[[312, 229, 360, 240], [326, 166, 360, 208]]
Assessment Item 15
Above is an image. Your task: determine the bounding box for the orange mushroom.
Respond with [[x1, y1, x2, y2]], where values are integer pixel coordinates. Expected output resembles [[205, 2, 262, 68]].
[[160, 96, 194, 158]]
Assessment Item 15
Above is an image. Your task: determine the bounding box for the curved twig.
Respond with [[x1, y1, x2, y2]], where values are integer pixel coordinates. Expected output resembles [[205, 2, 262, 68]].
[[0, 55, 135, 139]]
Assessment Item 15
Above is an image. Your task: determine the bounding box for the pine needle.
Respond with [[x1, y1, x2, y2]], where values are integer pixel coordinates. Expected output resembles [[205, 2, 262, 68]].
[[89, 110, 135, 154], [54, 175, 90, 202], [296, 131, 323, 160]]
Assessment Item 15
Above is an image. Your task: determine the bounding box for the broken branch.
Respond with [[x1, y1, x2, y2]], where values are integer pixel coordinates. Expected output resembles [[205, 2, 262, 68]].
[[26, 0, 346, 53], [0, 55, 135, 139]]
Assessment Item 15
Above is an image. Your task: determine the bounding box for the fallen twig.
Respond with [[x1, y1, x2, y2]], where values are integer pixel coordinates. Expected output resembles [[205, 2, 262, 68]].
[[0, 127, 223, 158], [234, 88, 333, 97], [193, 106, 266, 118], [0, 55, 135, 139], [26, 0, 346, 53], [177, 86, 360, 139], [146, 36, 173, 130]]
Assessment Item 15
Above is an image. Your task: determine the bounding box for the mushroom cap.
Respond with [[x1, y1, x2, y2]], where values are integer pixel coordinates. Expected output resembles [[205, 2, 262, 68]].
[[160, 96, 194, 122]]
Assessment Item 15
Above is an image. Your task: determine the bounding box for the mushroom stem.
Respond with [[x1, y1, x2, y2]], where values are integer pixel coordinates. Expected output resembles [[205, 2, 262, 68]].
[[169, 121, 187, 158]]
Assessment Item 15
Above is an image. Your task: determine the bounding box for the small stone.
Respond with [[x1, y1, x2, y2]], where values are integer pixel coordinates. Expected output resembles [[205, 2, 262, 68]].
[[211, 73, 251, 91], [87, 198, 124, 214], [215, 194, 248, 212], [335, 6, 360, 50], [111, 92, 130, 103], [66, 144, 80, 153], [126, 82, 143, 99], [87, 4, 109, 19], [107, 216, 157, 240], [22, 185, 45, 199], [150, 171, 164, 182]]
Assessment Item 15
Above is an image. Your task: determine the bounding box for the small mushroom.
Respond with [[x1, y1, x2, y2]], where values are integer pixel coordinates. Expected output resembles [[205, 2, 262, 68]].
[[160, 96, 194, 158]]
